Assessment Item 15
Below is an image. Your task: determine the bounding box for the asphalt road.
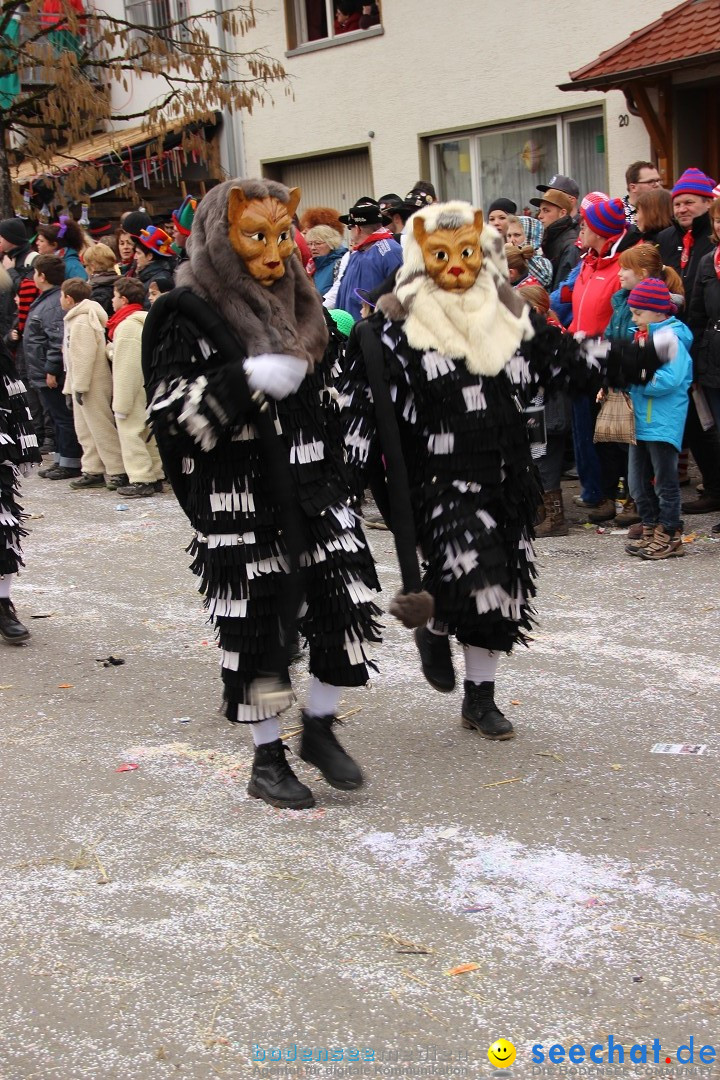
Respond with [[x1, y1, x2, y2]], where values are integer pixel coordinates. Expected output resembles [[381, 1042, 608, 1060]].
[[1, 473, 719, 1080]]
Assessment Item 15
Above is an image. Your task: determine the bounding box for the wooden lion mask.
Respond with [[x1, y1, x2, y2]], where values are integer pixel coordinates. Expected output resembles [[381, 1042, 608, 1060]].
[[228, 186, 301, 287]]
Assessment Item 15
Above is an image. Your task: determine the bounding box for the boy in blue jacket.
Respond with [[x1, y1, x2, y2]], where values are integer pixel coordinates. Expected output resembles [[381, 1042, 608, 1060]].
[[622, 279, 693, 560]]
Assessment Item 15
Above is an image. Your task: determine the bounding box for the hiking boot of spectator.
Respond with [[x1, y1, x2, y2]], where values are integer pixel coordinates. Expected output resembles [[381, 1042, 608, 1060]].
[[625, 525, 655, 556], [105, 474, 129, 491], [639, 525, 685, 560], [682, 494, 720, 514], [588, 498, 617, 524], [626, 522, 644, 540], [39, 465, 81, 480], [69, 472, 105, 490], [116, 482, 156, 498], [536, 490, 569, 537], [615, 499, 641, 527]]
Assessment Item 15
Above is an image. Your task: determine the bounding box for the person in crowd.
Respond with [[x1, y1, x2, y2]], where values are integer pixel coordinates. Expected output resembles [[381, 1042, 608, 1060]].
[[26, 255, 83, 479], [658, 168, 720, 517], [622, 161, 662, 226], [517, 283, 572, 538], [83, 242, 120, 316], [0, 284, 41, 645], [35, 217, 88, 280], [506, 215, 554, 288], [59, 277, 126, 491], [146, 278, 174, 304], [170, 195, 196, 263], [487, 198, 517, 238], [109, 278, 164, 498], [299, 207, 345, 239], [568, 197, 627, 519], [536, 174, 580, 220], [504, 244, 538, 288], [687, 197, 720, 534], [334, 0, 362, 32], [621, 279, 693, 560], [618, 186, 674, 252], [378, 195, 407, 239], [115, 226, 138, 275], [133, 226, 176, 302], [531, 188, 579, 289], [334, 197, 402, 321], [594, 243, 685, 527], [305, 225, 348, 298]]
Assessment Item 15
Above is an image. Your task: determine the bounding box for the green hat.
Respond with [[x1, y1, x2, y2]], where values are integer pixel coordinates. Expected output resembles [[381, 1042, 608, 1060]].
[[329, 308, 355, 338], [172, 195, 197, 237]]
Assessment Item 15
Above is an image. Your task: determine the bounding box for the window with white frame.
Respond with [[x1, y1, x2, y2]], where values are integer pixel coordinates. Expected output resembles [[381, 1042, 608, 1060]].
[[431, 110, 606, 214], [286, 0, 382, 50], [124, 0, 191, 45]]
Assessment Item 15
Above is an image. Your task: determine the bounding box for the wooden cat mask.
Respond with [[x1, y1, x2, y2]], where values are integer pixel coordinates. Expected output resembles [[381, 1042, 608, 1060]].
[[413, 210, 484, 292], [228, 186, 301, 287]]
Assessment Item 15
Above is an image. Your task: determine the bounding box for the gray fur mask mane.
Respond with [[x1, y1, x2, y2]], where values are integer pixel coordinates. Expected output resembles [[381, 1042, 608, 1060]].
[[177, 177, 328, 369]]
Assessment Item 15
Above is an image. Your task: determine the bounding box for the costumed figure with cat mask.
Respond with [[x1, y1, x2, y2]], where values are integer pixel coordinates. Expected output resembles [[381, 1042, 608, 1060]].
[[142, 179, 381, 811], [338, 200, 671, 740]]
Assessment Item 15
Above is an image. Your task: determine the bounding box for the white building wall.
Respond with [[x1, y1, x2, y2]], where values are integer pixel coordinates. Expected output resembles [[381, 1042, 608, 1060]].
[[232, 0, 667, 202]]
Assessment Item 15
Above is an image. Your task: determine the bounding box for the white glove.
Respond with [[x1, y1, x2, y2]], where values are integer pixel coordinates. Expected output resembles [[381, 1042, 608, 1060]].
[[652, 327, 678, 362], [582, 337, 611, 365], [243, 353, 308, 400]]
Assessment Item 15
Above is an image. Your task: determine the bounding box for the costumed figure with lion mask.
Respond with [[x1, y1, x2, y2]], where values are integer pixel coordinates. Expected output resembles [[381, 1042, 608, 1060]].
[[338, 201, 673, 740], [142, 179, 382, 811]]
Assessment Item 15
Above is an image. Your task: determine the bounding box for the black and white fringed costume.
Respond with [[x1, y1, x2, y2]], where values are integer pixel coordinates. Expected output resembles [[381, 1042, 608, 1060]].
[[0, 343, 41, 580], [142, 179, 380, 810], [338, 201, 662, 737]]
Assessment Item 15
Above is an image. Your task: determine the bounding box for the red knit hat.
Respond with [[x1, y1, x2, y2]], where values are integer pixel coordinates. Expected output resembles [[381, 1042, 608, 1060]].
[[628, 278, 675, 314], [582, 197, 626, 238], [671, 168, 716, 199]]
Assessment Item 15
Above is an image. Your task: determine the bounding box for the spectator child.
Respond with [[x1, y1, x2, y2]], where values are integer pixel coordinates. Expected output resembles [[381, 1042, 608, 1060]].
[[25, 254, 83, 479], [621, 279, 693, 560], [109, 278, 163, 497], [60, 278, 126, 490], [83, 242, 120, 315]]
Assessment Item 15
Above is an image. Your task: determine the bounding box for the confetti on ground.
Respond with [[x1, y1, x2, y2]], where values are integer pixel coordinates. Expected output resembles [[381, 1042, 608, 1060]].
[[115, 763, 139, 772], [651, 743, 707, 756], [57, 683, 73, 689]]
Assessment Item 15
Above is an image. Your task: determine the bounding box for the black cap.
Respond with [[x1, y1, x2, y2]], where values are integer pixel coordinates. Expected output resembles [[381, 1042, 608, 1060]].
[[0, 218, 29, 247], [339, 197, 382, 227], [536, 174, 579, 199], [121, 210, 153, 238]]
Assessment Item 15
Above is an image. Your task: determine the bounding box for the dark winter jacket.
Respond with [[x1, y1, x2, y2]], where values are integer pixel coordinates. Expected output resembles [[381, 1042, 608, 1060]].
[[138, 258, 175, 307], [542, 216, 580, 290], [616, 224, 666, 254], [89, 270, 120, 316], [657, 213, 714, 302], [23, 286, 65, 388], [688, 249, 720, 388]]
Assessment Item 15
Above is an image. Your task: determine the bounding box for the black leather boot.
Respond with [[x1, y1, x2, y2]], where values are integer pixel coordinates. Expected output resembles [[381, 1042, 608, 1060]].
[[247, 739, 315, 809], [299, 712, 364, 790], [0, 598, 31, 645], [414, 626, 455, 692], [461, 681, 515, 740]]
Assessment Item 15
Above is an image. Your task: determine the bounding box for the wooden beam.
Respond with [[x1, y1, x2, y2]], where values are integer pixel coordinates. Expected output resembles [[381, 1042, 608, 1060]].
[[656, 79, 674, 183], [630, 81, 671, 163]]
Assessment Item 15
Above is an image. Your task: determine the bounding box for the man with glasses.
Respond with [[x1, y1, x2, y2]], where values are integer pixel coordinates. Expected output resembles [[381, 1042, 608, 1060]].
[[623, 161, 662, 225]]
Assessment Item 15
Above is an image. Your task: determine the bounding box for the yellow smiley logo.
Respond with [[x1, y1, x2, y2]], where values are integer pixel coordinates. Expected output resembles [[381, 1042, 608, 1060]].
[[488, 1039, 516, 1068]]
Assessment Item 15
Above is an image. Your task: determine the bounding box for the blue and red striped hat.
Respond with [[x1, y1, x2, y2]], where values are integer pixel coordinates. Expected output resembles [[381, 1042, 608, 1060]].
[[582, 197, 626, 238], [628, 278, 675, 314], [671, 168, 716, 199]]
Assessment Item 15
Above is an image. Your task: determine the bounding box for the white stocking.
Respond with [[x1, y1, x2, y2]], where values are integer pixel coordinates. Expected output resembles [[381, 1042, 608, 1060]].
[[463, 646, 499, 685], [305, 678, 342, 719], [251, 716, 281, 746], [0, 575, 13, 599]]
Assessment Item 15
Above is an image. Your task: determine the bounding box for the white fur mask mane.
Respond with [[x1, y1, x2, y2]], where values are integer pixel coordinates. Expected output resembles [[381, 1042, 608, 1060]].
[[394, 202, 534, 376]]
